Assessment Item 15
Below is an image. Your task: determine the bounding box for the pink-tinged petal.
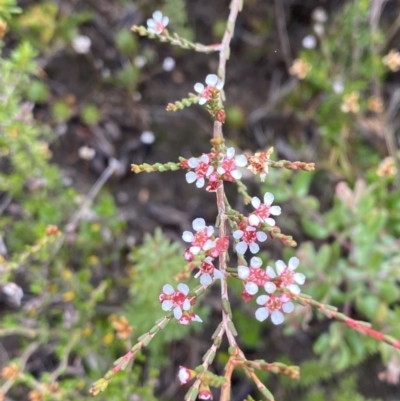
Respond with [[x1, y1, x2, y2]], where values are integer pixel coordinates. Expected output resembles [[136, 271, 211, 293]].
[[162, 300, 173, 310], [186, 171, 197, 184], [206, 226, 214, 236], [256, 295, 269, 305], [198, 97, 207, 105], [203, 239, 214, 251], [226, 147, 235, 158], [162, 16, 169, 26], [264, 282, 276, 293], [178, 283, 189, 294], [196, 178, 205, 188], [248, 214, 260, 226], [147, 19, 156, 28], [256, 231, 267, 242], [265, 218, 275, 226], [178, 366, 194, 384], [198, 390, 213, 400], [294, 272, 306, 285], [271, 311, 284, 325], [206, 165, 214, 176], [245, 282, 259, 295], [266, 266, 276, 278], [163, 284, 174, 294], [288, 256, 299, 270], [179, 315, 191, 325], [270, 205, 281, 215], [193, 218, 206, 231], [231, 169, 242, 180], [275, 260, 286, 275], [233, 230, 244, 239], [205, 74, 218, 86], [255, 307, 269, 321], [194, 83, 204, 93], [282, 302, 294, 313], [173, 306, 183, 319], [235, 154, 247, 167], [200, 273, 212, 286], [213, 269, 223, 279], [236, 241, 248, 254], [188, 157, 199, 168], [280, 293, 291, 303], [182, 231, 194, 242], [192, 314, 202, 322], [250, 256, 262, 268], [251, 197, 261, 209], [264, 192, 274, 205], [249, 243, 260, 254], [152, 11, 163, 21], [287, 284, 300, 294], [200, 154, 210, 163], [238, 265, 250, 279], [182, 299, 191, 310], [190, 246, 200, 255]]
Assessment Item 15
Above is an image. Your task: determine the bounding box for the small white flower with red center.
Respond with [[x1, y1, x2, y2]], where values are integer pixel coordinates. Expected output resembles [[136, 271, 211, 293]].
[[147, 11, 169, 34], [195, 256, 223, 285], [255, 293, 294, 324], [194, 74, 224, 105], [186, 154, 214, 188], [178, 310, 203, 325], [268, 257, 305, 294], [238, 256, 276, 295], [217, 147, 248, 181], [178, 366, 196, 384], [248, 192, 281, 227], [233, 225, 267, 254], [159, 283, 191, 321], [182, 218, 215, 255]]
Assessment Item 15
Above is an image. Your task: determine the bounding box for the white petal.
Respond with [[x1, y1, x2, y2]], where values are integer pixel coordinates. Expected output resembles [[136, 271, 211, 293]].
[[270, 206, 281, 216], [178, 283, 189, 294], [226, 147, 235, 158], [188, 157, 199, 168], [190, 246, 201, 255], [163, 284, 174, 295], [192, 314, 202, 322], [196, 178, 205, 188], [256, 295, 269, 305], [238, 265, 250, 279], [206, 226, 214, 236], [248, 214, 260, 226], [162, 16, 169, 26], [264, 192, 274, 205], [265, 218, 275, 226], [205, 74, 218, 86], [203, 239, 214, 251], [256, 231, 267, 242], [275, 260, 286, 275], [266, 266, 276, 278], [255, 307, 269, 322], [186, 171, 197, 184], [216, 81, 224, 90], [251, 197, 261, 209], [235, 154, 247, 167], [271, 311, 284, 325], [178, 367, 190, 384], [173, 306, 183, 319], [236, 241, 248, 254], [247, 226, 256, 232], [147, 27, 156, 34], [194, 83, 204, 94], [233, 230, 244, 239], [200, 154, 210, 163], [287, 284, 300, 294], [250, 256, 262, 268], [288, 257, 299, 270], [162, 300, 173, 310], [206, 165, 214, 176], [213, 269, 223, 279], [200, 273, 212, 286], [193, 218, 206, 231], [249, 243, 260, 254], [198, 97, 207, 105], [147, 19, 155, 28], [245, 282, 259, 295], [183, 299, 191, 310], [182, 231, 194, 242], [231, 169, 242, 180], [294, 272, 306, 285], [152, 11, 163, 21], [282, 302, 294, 313], [264, 282, 276, 293], [217, 166, 225, 175]]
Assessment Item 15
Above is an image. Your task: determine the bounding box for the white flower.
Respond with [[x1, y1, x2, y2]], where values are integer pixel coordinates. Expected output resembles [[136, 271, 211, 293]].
[[302, 35, 317, 49], [182, 218, 215, 255], [147, 10, 169, 34], [78, 146, 96, 161], [195, 257, 223, 286], [312, 7, 328, 23], [160, 283, 190, 320], [217, 147, 248, 181], [267, 257, 305, 294], [332, 79, 344, 94], [233, 225, 267, 255], [162, 57, 176, 71], [255, 293, 294, 324], [72, 35, 91, 54], [185, 154, 214, 188], [194, 74, 224, 105], [140, 131, 155, 144], [248, 192, 281, 227]]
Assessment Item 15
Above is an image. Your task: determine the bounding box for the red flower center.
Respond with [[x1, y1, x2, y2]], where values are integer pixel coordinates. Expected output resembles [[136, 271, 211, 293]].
[[172, 291, 187, 306], [242, 229, 256, 244], [248, 268, 269, 286], [256, 203, 271, 220], [196, 161, 210, 178], [221, 157, 236, 173], [192, 229, 209, 248], [275, 268, 294, 288], [266, 295, 282, 311], [200, 260, 214, 274]]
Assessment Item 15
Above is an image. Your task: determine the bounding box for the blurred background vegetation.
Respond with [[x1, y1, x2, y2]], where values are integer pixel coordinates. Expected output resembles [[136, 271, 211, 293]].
[[1, 0, 400, 400]]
